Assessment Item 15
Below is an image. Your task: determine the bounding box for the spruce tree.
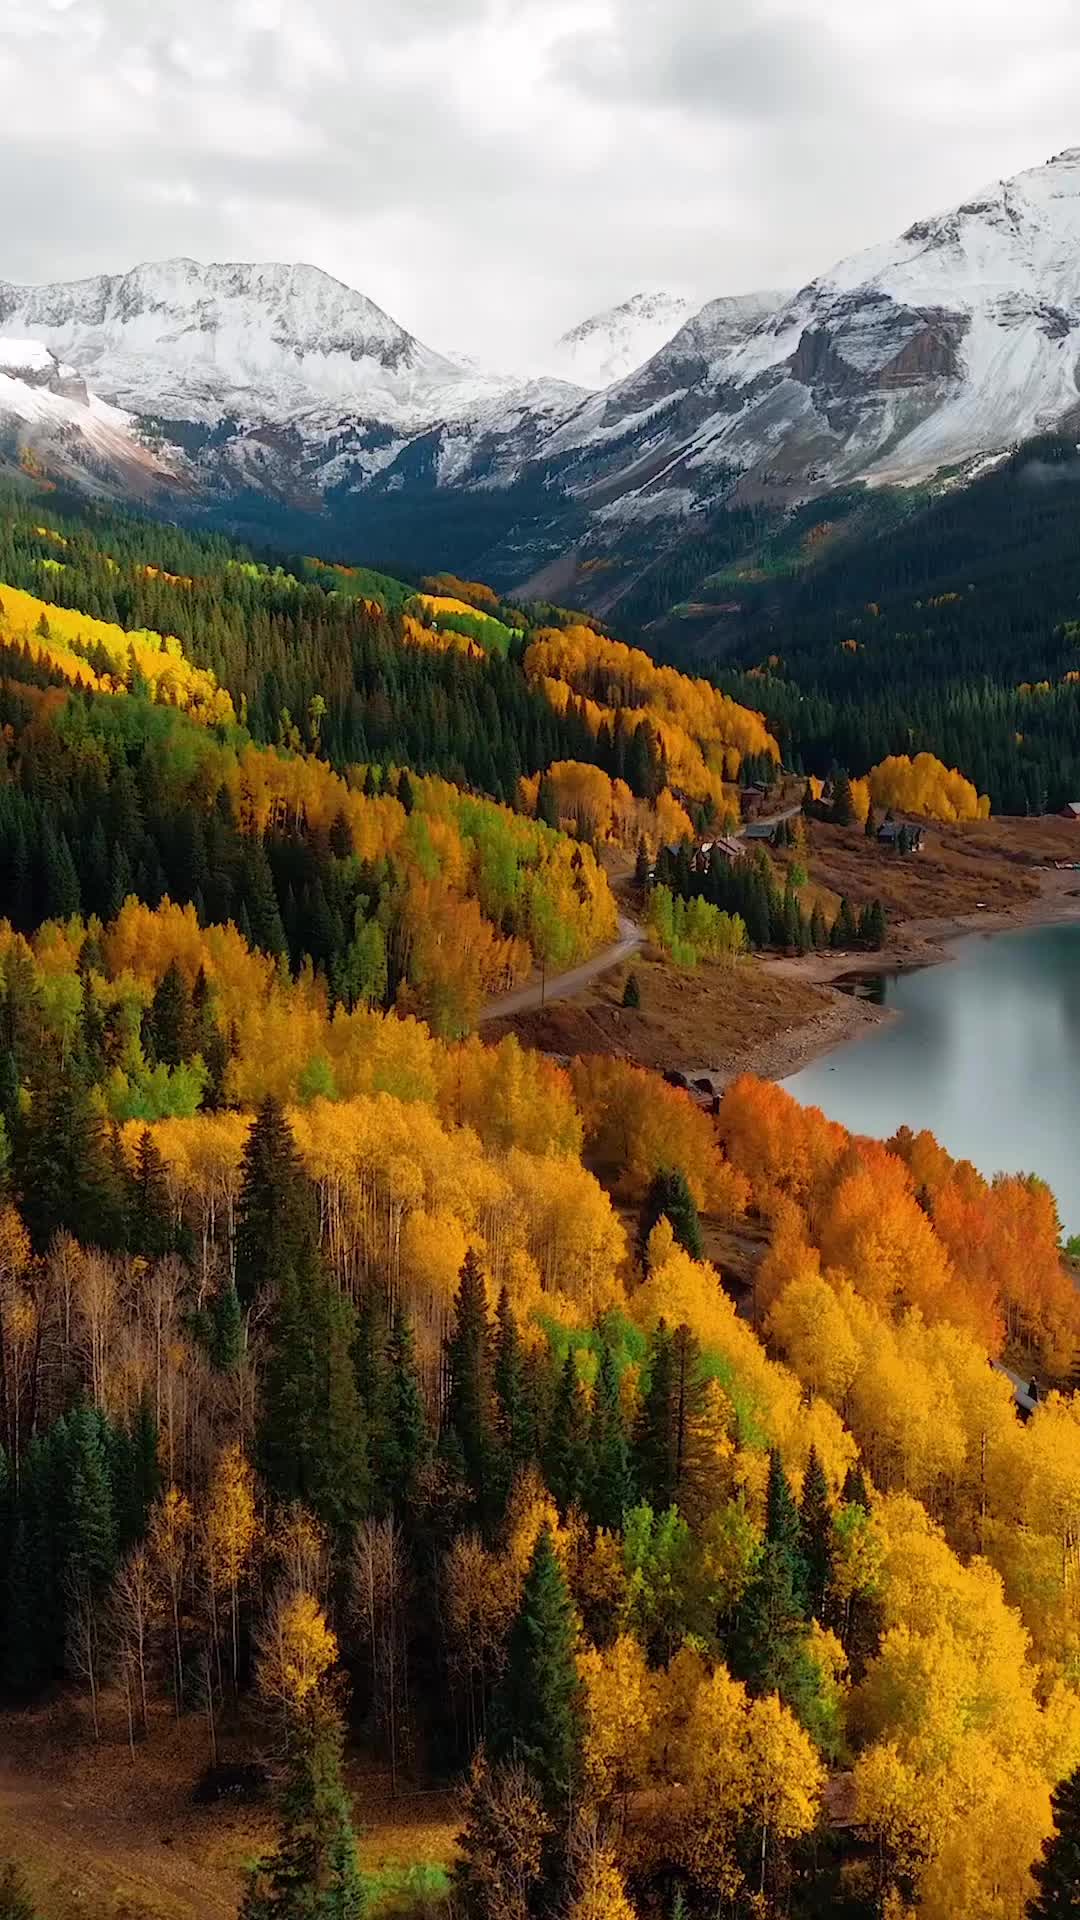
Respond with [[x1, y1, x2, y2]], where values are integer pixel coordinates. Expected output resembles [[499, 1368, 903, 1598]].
[[241, 1702, 366, 1920], [621, 970, 641, 1009], [492, 1288, 535, 1480], [542, 1350, 589, 1517], [732, 1448, 808, 1699], [147, 960, 193, 1067], [1028, 1766, 1080, 1917], [799, 1446, 833, 1622], [639, 1168, 702, 1262], [379, 1307, 431, 1515], [492, 1524, 583, 1814], [235, 1095, 316, 1304], [841, 1462, 870, 1510], [634, 1320, 677, 1511], [443, 1251, 498, 1523], [129, 1128, 173, 1258], [258, 1240, 369, 1544], [831, 768, 855, 826], [587, 1342, 633, 1532], [634, 836, 650, 888]]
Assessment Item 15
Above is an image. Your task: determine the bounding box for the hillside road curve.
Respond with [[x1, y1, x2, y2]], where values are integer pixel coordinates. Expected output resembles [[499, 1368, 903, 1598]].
[[479, 913, 643, 1023]]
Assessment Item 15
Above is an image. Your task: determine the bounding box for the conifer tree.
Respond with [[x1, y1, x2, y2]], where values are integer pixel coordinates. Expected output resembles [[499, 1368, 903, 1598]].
[[830, 768, 855, 826], [129, 1128, 173, 1258], [621, 971, 641, 1009], [209, 1282, 244, 1371], [379, 1307, 431, 1516], [492, 1523, 583, 1815], [639, 1169, 702, 1262], [443, 1250, 498, 1523], [258, 1240, 369, 1545], [732, 1448, 808, 1699], [235, 1095, 316, 1304], [241, 1701, 366, 1920], [634, 836, 650, 888], [799, 1447, 833, 1622], [493, 1288, 535, 1481], [634, 1320, 676, 1511], [586, 1343, 633, 1532], [147, 960, 192, 1067], [1028, 1766, 1080, 1917], [543, 1350, 589, 1517], [841, 1462, 870, 1510]]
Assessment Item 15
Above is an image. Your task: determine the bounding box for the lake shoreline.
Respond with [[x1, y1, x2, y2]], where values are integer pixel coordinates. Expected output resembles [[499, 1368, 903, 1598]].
[[714, 866, 1080, 1090]]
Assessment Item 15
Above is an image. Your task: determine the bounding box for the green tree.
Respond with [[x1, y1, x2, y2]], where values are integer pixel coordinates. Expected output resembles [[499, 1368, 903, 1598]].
[[621, 970, 641, 1009], [235, 1095, 316, 1304], [732, 1448, 808, 1700], [830, 769, 855, 827], [147, 960, 192, 1067], [799, 1446, 833, 1623], [258, 1241, 369, 1545], [542, 1350, 589, 1517], [443, 1251, 498, 1524], [379, 1307, 431, 1515], [493, 1288, 535, 1482], [492, 1524, 583, 1814], [634, 1321, 676, 1511], [241, 1702, 366, 1920], [639, 1168, 703, 1262], [586, 1342, 633, 1533], [1027, 1766, 1080, 1918], [129, 1128, 173, 1258]]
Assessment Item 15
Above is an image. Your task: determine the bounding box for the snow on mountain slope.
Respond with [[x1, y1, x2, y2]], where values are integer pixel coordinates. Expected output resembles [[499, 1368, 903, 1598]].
[[0, 339, 175, 497], [545, 291, 693, 389], [514, 147, 1080, 563], [0, 258, 534, 428]]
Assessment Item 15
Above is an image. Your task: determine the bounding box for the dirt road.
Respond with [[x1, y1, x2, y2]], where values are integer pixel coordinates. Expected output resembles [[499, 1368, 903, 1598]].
[[479, 913, 643, 1023]]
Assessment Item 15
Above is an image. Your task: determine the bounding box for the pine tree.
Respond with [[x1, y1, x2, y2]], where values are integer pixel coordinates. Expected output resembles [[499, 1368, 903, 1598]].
[[864, 805, 878, 840], [543, 1350, 589, 1517], [732, 1448, 808, 1700], [443, 1250, 498, 1523], [379, 1307, 431, 1515], [634, 837, 650, 888], [841, 1462, 870, 1511], [621, 971, 641, 1009], [634, 1321, 676, 1511], [587, 1342, 633, 1532], [799, 1447, 833, 1622], [241, 1702, 366, 1920], [492, 1288, 535, 1480], [1028, 1766, 1080, 1917], [235, 1095, 316, 1304], [492, 1524, 583, 1815], [830, 769, 855, 827], [209, 1282, 244, 1371], [396, 769, 415, 816], [639, 1168, 702, 1262], [258, 1240, 369, 1544], [830, 897, 857, 949], [129, 1129, 173, 1258], [147, 960, 193, 1067]]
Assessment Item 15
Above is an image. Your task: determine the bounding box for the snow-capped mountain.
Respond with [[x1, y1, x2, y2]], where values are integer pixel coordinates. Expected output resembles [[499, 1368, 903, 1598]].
[[537, 148, 1080, 534], [545, 291, 693, 390], [0, 258, 536, 428], [10, 149, 1080, 599], [0, 338, 175, 498]]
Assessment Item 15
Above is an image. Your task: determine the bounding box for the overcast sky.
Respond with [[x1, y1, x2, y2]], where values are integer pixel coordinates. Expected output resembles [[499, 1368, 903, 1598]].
[[4, 0, 1080, 363]]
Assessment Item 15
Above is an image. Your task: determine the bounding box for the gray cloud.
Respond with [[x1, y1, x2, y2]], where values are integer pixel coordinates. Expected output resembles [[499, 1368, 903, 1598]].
[[2, 0, 1080, 362]]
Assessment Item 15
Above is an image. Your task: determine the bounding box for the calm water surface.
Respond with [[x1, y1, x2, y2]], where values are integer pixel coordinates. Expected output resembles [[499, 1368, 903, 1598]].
[[782, 921, 1080, 1233]]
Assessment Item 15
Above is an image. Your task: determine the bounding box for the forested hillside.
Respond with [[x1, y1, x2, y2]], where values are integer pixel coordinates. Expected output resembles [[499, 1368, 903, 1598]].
[[3, 483, 1080, 1920], [636, 436, 1080, 813]]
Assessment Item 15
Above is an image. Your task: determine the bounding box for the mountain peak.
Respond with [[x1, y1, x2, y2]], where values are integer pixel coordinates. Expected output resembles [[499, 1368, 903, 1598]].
[[546, 290, 693, 389]]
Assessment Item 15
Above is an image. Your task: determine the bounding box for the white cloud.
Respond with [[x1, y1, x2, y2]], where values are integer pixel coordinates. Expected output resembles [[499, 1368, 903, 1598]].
[[1, 0, 1080, 361]]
